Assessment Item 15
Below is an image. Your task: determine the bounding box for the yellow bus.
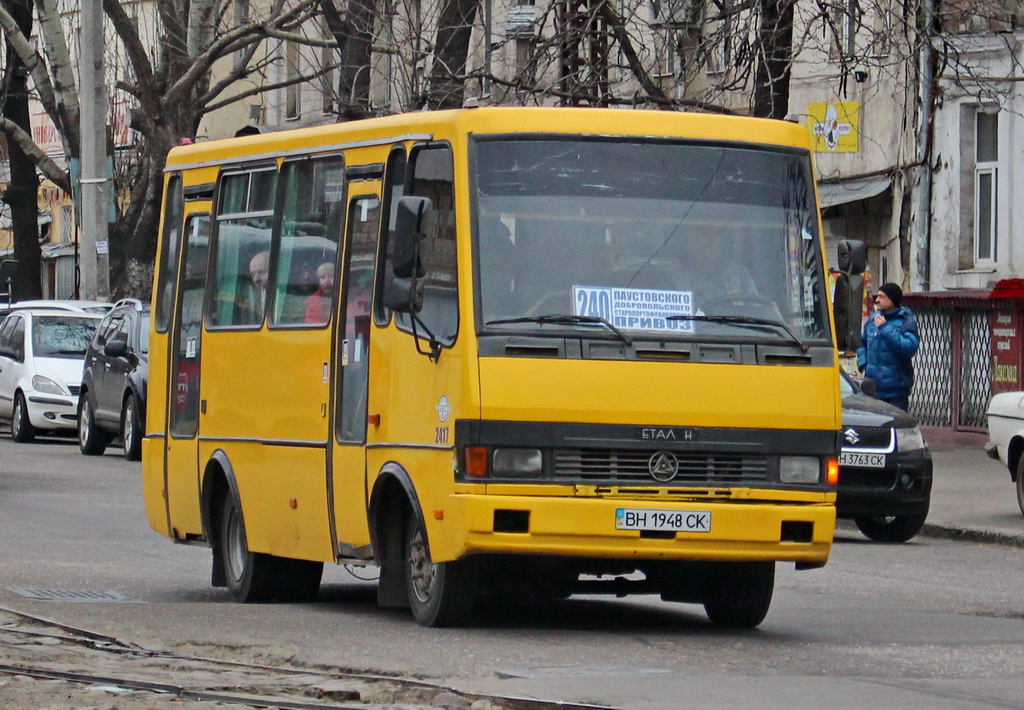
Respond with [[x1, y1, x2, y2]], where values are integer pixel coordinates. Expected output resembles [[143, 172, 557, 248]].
[[143, 107, 842, 629]]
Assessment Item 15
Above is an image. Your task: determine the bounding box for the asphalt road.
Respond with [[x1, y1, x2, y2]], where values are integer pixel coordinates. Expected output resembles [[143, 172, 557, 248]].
[[2, 434, 1024, 709]]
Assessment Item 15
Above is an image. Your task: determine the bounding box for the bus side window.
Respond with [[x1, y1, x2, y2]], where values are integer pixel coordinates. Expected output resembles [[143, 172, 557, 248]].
[[155, 175, 183, 332], [209, 169, 276, 328], [375, 146, 406, 325], [391, 143, 459, 346], [272, 157, 344, 327]]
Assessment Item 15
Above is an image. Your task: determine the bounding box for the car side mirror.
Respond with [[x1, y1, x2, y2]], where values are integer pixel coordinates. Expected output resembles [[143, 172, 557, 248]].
[[859, 377, 877, 397], [104, 340, 128, 358]]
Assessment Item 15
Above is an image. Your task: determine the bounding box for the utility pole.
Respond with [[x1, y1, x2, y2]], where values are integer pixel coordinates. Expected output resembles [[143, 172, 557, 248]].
[[911, 0, 936, 292], [79, 0, 110, 300]]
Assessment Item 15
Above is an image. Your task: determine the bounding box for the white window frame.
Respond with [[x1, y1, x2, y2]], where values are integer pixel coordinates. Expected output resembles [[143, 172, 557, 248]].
[[974, 110, 999, 266]]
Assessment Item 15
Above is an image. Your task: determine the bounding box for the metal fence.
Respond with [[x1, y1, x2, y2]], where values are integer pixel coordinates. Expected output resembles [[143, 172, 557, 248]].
[[906, 296, 992, 432]]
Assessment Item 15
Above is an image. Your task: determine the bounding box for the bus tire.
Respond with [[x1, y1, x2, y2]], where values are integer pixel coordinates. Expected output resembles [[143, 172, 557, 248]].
[[405, 513, 476, 627], [701, 561, 774, 629], [11, 392, 36, 443], [121, 394, 143, 461], [219, 495, 278, 603], [78, 393, 109, 454]]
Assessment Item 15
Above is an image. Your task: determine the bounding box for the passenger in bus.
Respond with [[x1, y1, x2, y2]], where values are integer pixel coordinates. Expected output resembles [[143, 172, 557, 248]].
[[243, 251, 270, 323], [304, 262, 335, 324]]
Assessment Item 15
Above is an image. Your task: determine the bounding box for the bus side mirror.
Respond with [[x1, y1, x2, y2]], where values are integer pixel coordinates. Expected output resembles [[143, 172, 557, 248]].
[[837, 240, 866, 276], [834, 272, 864, 352], [833, 239, 866, 352], [392, 197, 430, 279], [381, 277, 423, 314]]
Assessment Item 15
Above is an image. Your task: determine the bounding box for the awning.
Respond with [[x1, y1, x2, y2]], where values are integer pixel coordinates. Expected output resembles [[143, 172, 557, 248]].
[[818, 178, 891, 208]]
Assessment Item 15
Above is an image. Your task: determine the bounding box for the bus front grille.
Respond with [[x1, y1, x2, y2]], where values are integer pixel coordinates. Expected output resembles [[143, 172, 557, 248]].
[[553, 449, 770, 486]]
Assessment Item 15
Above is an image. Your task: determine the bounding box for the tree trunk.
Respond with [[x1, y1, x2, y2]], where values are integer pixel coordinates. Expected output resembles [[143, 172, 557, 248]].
[[752, 0, 794, 119], [336, 0, 374, 119], [2, 0, 41, 299], [428, 0, 479, 109]]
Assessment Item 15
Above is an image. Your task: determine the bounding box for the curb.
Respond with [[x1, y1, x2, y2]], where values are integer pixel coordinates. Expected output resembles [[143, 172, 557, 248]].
[[920, 522, 1024, 548]]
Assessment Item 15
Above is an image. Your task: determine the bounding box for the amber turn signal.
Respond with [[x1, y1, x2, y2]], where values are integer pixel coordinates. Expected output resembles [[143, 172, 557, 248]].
[[826, 457, 840, 486], [466, 446, 489, 478]]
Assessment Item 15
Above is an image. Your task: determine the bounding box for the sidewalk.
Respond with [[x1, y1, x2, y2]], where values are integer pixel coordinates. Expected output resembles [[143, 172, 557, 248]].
[[920, 427, 1024, 546]]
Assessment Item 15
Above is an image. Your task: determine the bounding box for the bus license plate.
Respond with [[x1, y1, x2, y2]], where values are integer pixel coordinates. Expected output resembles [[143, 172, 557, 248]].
[[615, 508, 711, 533], [839, 452, 886, 468]]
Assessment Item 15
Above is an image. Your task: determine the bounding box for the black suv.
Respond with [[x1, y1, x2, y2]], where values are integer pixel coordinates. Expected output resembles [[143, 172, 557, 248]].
[[838, 370, 933, 542], [78, 299, 150, 460]]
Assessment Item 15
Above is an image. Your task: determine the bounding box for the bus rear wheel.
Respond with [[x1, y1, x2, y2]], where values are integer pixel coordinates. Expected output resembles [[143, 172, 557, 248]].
[[405, 513, 477, 627], [218, 496, 322, 603], [701, 561, 774, 629]]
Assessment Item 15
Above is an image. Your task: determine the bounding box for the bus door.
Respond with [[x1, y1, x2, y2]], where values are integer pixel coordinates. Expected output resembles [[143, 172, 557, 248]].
[[331, 186, 382, 555], [165, 209, 211, 538]]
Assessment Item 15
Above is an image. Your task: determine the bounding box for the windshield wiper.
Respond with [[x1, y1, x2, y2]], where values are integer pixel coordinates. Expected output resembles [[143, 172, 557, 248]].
[[667, 314, 808, 353], [486, 314, 633, 346]]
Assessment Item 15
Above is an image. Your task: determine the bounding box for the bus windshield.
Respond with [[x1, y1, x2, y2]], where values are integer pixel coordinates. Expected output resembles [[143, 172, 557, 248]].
[[474, 137, 829, 344]]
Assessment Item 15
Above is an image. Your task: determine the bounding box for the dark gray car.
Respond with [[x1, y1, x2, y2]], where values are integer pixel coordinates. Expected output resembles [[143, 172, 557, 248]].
[[838, 370, 932, 542], [78, 299, 149, 460]]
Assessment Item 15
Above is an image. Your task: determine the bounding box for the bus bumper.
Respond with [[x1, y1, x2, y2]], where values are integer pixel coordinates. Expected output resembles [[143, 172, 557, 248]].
[[444, 494, 834, 565]]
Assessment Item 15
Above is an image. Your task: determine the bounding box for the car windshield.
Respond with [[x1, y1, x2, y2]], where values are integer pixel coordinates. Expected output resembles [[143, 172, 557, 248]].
[[474, 137, 829, 344], [33, 316, 98, 357], [840, 369, 856, 396]]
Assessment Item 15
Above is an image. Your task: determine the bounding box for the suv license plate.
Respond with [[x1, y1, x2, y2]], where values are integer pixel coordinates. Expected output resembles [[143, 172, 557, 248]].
[[615, 508, 711, 532], [839, 452, 886, 468]]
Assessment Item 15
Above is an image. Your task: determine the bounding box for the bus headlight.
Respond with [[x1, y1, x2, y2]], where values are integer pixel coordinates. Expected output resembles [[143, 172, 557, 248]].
[[779, 456, 820, 484], [492, 448, 543, 478], [31, 375, 66, 396], [896, 427, 926, 452]]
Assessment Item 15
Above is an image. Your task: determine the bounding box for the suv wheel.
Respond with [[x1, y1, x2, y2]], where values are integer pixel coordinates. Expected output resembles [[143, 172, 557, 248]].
[[78, 392, 111, 455], [122, 394, 143, 461]]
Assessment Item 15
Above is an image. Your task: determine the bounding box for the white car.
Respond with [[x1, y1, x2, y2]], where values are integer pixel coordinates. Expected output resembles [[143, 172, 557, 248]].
[[0, 299, 114, 318], [0, 309, 102, 441], [985, 391, 1024, 516]]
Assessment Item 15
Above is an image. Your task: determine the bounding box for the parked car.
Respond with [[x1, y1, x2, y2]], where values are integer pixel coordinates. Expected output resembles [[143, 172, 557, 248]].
[[78, 299, 150, 460], [838, 370, 933, 542], [984, 391, 1024, 517], [0, 299, 114, 318], [0, 309, 102, 441]]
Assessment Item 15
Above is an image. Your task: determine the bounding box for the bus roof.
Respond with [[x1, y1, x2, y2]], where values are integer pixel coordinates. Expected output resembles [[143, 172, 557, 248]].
[[165, 107, 812, 173]]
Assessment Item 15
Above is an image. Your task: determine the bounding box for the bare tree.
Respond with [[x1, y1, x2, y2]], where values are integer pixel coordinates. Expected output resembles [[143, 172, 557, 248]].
[[1, 0, 41, 298]]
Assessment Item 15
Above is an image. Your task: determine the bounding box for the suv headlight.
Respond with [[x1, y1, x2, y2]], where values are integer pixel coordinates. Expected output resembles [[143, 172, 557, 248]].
[[896, 427, 926, 452], [31, 375, 66, 395]]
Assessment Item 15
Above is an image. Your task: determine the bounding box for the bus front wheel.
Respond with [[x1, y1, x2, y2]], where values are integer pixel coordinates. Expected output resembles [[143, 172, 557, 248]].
[[405, 513, 477, 627], [701, 561, 774, 629]]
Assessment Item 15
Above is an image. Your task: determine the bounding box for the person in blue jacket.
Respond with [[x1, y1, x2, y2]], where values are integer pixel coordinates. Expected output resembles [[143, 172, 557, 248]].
[[857, 282, 919, 411]]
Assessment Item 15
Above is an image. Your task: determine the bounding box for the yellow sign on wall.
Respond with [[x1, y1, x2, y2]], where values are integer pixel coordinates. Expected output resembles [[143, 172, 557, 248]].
[[807, 102, 860, 153]]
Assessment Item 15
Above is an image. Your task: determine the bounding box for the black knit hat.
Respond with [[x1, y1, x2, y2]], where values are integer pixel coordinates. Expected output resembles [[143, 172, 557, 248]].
[[877, 282, 902, 308]]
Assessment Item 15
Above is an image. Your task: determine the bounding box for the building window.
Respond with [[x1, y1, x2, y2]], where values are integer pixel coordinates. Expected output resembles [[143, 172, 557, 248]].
[[285, 41, 300, 120], [975, 110, 998, 264]]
